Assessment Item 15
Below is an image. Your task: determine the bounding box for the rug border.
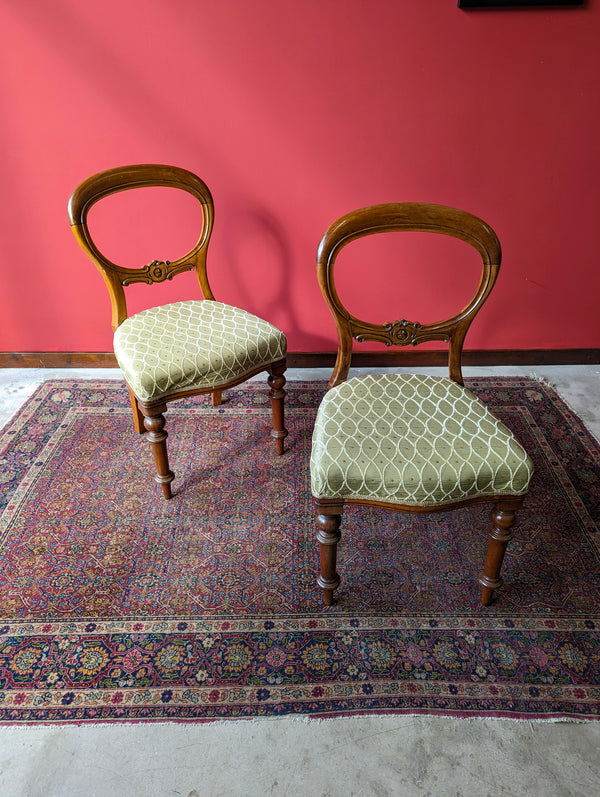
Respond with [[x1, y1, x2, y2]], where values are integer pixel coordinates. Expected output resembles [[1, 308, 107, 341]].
[[1, 377, 599, 724]]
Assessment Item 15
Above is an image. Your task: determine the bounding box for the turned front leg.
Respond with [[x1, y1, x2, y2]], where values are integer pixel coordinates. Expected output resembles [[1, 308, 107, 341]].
[[479, 497, 524, 606], [315, 500, 344, 605], [268, 360, 288, 455], [140, 403, 175, 500]]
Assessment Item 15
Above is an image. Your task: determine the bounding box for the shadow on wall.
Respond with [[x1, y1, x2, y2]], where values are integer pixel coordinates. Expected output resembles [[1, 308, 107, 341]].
[[219, 203, 334, 352]]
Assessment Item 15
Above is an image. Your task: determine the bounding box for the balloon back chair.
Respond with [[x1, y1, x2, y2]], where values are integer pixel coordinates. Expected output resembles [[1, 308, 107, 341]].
[[68, 164, 287, 499], [310, 203, 533, 606]]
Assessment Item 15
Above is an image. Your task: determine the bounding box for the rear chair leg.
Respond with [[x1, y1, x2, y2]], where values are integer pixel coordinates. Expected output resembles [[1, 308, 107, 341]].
[[127, 385, 145, 434], [479, 497, 524, 606]]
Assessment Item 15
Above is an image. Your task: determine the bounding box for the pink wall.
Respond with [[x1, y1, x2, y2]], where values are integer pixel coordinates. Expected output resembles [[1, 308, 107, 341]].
[[1, 0, 598, 354]]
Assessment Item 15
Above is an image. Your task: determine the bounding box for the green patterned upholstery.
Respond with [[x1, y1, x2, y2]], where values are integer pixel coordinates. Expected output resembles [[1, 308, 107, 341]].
[[114, 300, 287, 401], [310, 374, 533, 507]]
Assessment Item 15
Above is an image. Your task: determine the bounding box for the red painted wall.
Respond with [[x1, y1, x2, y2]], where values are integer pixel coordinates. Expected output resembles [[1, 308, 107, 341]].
[[1, 1, 598, 353]]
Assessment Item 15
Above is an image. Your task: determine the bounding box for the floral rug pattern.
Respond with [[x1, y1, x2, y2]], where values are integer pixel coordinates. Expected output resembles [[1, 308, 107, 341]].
[[0, 378, 598, 723]]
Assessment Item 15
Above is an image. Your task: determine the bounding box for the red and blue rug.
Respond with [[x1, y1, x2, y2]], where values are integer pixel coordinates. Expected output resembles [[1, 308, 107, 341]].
[[0, 378, 599, 723]]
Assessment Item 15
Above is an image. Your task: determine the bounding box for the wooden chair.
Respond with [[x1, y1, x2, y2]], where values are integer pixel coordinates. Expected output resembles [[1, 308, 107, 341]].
[[310, 203, 533, 606], [68, 164, 287, 499]]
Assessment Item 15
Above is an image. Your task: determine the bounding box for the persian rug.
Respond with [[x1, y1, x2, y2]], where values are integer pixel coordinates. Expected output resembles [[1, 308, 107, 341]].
[[0, 377, 598, 724]]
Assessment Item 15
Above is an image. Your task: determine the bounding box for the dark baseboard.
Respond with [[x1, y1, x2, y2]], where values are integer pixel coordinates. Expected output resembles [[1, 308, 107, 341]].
[[0, 352, 120, 368], [1, 349, 599, 369], [289, 349, 600, 367]]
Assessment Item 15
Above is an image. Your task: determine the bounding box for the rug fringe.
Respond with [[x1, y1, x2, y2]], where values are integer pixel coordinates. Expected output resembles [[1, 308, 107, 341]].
[[3, 713, 588, 730], [527, 373, 553, 385], [530, 373, 600, 443]]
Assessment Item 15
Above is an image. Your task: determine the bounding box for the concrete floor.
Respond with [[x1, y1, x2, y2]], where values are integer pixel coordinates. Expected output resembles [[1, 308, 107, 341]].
[[1, 365, 599, 797]]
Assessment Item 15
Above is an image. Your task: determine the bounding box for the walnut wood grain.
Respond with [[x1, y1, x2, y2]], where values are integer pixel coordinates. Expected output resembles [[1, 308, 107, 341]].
[[316, 202, 502, 388], [479, 497, 524, 606], [268, 361, 288, 455], [68, 164, 215, 332], [313, 203, 528, 606], [139, 402, 174, 500], [67, 165, 287, 498], [315, 499, 343, 606]]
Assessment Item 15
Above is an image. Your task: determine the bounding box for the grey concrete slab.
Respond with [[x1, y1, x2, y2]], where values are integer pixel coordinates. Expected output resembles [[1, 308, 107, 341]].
[[1, 716, 599, 796]]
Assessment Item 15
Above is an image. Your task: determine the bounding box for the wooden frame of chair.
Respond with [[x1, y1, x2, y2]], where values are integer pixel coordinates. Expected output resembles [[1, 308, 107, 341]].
[[313, 203, 529, 606], [68, 164, 287, 499]]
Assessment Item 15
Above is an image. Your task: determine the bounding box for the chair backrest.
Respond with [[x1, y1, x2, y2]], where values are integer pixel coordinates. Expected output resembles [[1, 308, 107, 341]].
[[317, 202, 502, 387], [68, 164, 215, 331]]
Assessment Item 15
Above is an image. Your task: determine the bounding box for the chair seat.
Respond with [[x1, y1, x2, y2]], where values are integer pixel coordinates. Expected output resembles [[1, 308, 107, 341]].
[[310, 374, 533, 507], [114, 300, 287, 401]]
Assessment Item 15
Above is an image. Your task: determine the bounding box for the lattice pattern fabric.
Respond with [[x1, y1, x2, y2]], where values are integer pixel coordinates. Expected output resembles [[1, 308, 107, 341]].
[[310, 374, 533, 506], [114, 300, 287, 401]]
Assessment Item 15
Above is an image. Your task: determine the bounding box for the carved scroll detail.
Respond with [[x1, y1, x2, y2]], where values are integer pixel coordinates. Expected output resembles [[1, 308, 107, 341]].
[[121, 260, 195, 286], [383, 318, 423, 345], [144, 259, 172, 283], [354, 319, 420, 347]]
